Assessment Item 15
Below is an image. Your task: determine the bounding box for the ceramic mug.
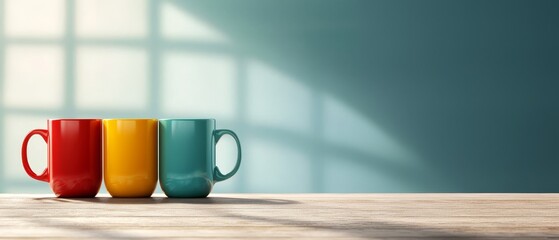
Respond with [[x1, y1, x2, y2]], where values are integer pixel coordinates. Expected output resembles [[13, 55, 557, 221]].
[[103, 119, 158, 197], [21, 119, 102, 197], [159, 119, 241, 198]]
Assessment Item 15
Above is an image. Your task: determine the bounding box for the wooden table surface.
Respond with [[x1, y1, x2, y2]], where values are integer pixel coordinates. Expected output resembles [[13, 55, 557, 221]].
[[1, 194, 558, 239]]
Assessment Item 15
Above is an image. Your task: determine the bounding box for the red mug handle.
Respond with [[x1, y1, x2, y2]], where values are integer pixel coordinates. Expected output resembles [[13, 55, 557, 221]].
[[21, 129, 49, 182]]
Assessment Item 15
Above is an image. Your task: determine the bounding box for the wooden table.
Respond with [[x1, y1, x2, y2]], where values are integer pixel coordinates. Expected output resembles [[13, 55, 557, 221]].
[[0, 194, 558, 239]]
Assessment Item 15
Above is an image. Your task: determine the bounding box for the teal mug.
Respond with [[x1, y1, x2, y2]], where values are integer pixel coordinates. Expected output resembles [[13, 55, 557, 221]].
[[159, 119, 241, 198]]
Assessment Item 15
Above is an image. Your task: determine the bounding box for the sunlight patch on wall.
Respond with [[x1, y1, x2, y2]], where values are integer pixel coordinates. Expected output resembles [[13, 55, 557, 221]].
[[3, 115, 48, 180], [247, 60, 312, 134], [161, 1, 228, 43], [3, 45, 64, 109], [76, 46, 148, 110], [212, 134, 241, 192], [244, 137, 312, 192], [75, 0, 147, 38], [4, 0, 65, 38], [161, 52, 236, 120], [322, 94, 416, 165], [215, 134, 239, 177]]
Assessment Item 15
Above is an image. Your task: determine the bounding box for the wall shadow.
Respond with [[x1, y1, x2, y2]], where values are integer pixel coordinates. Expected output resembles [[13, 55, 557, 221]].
[[2, 0, 559, 193], [169, 0, 559, 192]]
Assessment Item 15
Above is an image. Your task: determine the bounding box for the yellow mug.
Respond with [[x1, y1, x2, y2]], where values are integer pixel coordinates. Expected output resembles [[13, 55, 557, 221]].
[[103, 119, 158, 197]]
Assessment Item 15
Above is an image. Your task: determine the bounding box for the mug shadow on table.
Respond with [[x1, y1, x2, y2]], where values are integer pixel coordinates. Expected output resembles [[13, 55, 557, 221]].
[[30, 196, 492, 239], [27, 196, 299, 239], [32, 196, 299, 205]]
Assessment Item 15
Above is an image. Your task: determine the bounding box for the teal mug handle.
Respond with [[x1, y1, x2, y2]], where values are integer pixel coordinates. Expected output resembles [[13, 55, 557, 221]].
[[213, 129, 241, 182]]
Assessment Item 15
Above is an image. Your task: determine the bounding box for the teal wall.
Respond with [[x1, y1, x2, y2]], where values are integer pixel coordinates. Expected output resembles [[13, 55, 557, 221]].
[[0, 0, 558, 193]]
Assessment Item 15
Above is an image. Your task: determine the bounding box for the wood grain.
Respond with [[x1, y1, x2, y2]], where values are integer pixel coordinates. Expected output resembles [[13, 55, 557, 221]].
[[0, 194, 558, 239]]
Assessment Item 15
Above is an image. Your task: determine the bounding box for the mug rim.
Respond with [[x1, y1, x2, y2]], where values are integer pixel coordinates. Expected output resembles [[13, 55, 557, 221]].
[[102, 118, 158, 121], [49, 118, 101, 121], [159, 118, 216, 121]]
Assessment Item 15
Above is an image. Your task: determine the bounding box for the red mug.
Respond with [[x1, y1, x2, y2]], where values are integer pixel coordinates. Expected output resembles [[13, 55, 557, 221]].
[[21, 119, 102, 197]]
